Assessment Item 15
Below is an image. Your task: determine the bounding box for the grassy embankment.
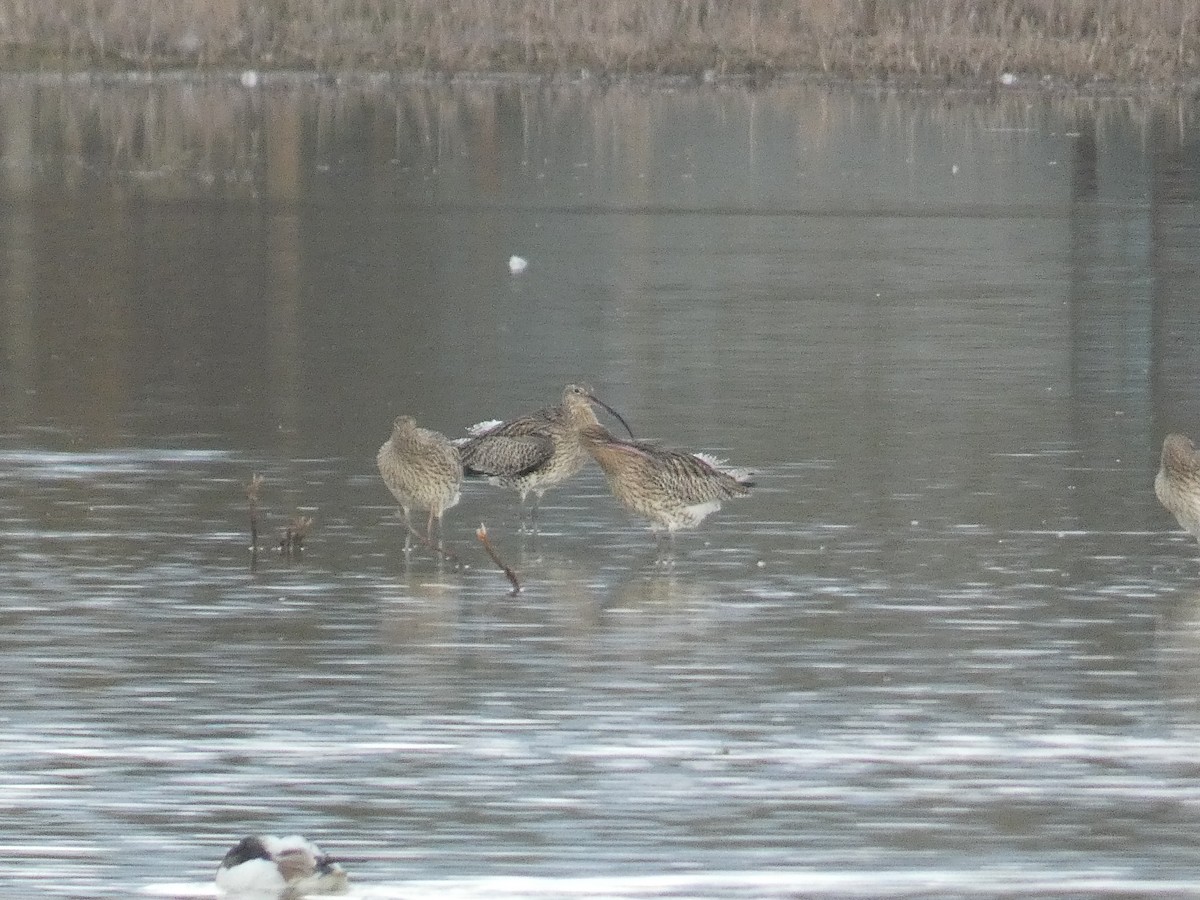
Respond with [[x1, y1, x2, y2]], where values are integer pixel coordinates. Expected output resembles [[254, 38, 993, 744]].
[[0, 0, 1197, 87]]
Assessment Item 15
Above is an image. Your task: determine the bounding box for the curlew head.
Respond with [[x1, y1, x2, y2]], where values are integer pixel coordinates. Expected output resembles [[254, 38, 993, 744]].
[[1162, 433, 1199, 477], [563, 384, 635, 439], [579, 422, 644, 475], [579, 422, 613, 446], [392, 415, 417, 436], [579, 422, 656, 464]]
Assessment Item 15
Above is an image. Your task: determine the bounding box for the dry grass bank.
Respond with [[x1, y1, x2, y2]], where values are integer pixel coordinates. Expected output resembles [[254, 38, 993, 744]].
[[0, 0, 1196, 86]]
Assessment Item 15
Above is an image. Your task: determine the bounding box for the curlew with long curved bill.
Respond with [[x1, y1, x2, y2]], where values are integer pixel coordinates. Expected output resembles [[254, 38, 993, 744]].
[[377, 415, 463, 552], [456, 384, 634, 532], [581, 423, 754, 551], [1156, 432, 1200, 545]]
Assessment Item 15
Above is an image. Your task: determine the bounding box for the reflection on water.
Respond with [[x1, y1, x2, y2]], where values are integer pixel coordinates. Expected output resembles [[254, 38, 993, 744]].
[[1, 78, 1200, 897]]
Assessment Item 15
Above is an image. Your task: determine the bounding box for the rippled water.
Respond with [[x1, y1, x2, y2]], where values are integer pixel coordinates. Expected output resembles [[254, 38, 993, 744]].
[[1, 76, 1200, 898]]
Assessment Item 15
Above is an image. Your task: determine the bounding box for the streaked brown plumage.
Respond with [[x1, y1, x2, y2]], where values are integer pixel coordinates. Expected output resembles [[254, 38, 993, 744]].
[[377, 415, 462, 551], [456, 384, 632, 530], [581, 423, 754, 538], [1156, 432, 1200, 543]]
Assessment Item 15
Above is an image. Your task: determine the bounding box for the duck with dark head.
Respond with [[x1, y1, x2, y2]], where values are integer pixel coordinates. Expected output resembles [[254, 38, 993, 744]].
[[216, 835, 349, 898]]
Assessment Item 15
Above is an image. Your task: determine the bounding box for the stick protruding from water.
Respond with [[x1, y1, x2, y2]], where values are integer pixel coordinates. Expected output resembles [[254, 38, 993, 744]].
[[476, 523, 521, 595], [245, 473, 264, 565], [280, 514, 314, 558]]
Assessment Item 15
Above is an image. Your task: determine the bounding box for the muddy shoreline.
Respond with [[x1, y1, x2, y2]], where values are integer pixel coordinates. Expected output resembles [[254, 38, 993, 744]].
[[2, 66, 1197, 104]]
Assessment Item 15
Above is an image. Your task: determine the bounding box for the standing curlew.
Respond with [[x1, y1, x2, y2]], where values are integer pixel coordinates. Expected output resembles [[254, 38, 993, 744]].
[[581, 423, 754, 551], [1156, 432, 1200, 544], [216, 835, 349, 898], [377, 415, 462, 552], [455, 384, 633, 532]]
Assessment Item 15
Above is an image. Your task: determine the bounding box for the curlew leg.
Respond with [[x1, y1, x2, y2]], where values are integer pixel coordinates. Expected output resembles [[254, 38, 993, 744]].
[[653, 529, 677, 567], [401, 506, 415, 553], [517, 492, 534, 535], [426, 507, 439, 551]]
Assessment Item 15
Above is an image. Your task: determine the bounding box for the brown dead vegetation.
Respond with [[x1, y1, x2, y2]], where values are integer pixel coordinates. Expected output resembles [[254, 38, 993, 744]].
[[0, 1, 1195, 85]]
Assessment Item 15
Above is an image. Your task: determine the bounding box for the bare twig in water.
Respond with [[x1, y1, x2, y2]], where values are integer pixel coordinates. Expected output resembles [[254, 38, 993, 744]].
[[404, 522, 463, 568], [476, 523, 521, 595], [280, 514, 314, 558], [245, 474, 264, 561]]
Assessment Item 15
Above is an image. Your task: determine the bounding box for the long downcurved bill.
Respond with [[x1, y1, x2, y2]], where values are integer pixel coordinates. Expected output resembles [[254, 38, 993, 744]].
[[586, 392, 636, 440]]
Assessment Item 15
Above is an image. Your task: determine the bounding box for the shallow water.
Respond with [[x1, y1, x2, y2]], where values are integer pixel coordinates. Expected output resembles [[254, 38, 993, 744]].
[[1, 75, 1200, 898]]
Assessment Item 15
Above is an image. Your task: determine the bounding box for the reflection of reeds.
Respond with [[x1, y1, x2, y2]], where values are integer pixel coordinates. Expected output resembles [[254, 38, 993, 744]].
[[4, 76, 1192, 210], [1, 1, 1197, 84]]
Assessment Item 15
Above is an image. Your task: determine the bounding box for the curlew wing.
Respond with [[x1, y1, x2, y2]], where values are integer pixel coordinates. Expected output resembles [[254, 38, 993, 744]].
[[492, 404, 562, 436], [656, 450, 751, 503], [454, 405, 562, 447], [460, 433, 554, 478]]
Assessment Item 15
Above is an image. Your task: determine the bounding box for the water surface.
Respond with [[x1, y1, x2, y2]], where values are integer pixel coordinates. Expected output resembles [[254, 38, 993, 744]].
[[1, 75, 1200, 898]]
